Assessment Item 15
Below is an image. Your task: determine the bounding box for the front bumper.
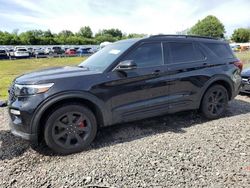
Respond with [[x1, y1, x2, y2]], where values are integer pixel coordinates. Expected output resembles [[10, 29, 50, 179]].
[[9, 121, 37, 141], [240, 83, 250, 94], [240, 77, 250, 94], [8, 92, 46, 143], [9, 109, 38, 142]]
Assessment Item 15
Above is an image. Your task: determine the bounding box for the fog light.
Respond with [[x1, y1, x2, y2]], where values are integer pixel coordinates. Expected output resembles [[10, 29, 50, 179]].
[[10, 109, 21, 115]]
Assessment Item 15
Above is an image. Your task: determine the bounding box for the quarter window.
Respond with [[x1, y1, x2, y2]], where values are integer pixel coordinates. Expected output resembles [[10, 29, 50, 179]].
[[203, 43, 234, 58], [123, 43, 163, 68]]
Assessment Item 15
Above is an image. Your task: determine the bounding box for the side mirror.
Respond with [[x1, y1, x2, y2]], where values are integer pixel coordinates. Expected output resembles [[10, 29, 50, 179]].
[[115, 60, 137, 71]]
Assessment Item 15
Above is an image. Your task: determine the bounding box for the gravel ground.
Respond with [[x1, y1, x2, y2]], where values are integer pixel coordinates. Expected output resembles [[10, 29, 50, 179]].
[[0, 95, 250, 187]]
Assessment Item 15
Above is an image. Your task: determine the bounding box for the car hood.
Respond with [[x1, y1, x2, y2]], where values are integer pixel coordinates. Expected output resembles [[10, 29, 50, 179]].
[[15, 66, 101, 84], [241, 68, 250, 77]]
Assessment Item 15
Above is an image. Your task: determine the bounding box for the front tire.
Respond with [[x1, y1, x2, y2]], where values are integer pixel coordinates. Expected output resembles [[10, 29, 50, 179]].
[[44, 104, 97, 154], [201, 85, 229, 119]]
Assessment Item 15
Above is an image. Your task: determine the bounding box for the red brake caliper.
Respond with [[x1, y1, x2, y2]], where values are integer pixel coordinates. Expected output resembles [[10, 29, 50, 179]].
[[79, 120, 86, 128]]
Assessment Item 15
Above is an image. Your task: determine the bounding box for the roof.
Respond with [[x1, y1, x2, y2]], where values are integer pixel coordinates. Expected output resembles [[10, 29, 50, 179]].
[[113, 35, 225, 45], [147, 34, 225, 43], [150, 34, 219, 40]]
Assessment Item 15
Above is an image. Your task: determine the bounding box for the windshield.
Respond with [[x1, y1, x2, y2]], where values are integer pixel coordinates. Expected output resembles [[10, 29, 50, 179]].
[[79, 41, 135, 72]]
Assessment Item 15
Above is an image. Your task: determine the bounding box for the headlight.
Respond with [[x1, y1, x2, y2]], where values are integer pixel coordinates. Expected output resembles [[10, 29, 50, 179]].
[[14, 83, 54, 96]]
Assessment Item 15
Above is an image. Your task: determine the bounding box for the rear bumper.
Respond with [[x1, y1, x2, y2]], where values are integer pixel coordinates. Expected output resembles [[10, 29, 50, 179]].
[[14, 54, 29, 57]]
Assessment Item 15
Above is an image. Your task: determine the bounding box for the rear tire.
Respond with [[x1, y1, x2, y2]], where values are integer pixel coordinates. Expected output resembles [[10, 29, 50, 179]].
[[201, 85, 229, 119], [44, 104, 97, 154]]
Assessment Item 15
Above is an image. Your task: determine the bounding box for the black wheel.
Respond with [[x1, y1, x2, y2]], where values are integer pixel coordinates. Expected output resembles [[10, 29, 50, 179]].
[[201, 85, 228, 119], [44, 104, 97, 154]]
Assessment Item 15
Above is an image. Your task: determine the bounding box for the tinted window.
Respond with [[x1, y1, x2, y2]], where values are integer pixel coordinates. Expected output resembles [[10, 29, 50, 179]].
[[124, 43, 163, 68], [204, 43, 234, 58], [166, 42, 204, 63]]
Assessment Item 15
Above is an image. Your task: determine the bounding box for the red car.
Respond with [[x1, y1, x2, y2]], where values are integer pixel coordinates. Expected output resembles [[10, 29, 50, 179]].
[[65, 48, 76, 55]]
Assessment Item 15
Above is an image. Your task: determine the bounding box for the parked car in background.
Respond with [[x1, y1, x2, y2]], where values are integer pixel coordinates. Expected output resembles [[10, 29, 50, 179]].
[[62, 47, 69, 52], [240, 68, 250, 94], [52, 46, 64, 54], [89, 47, 99, 53], [76, 47, 92, 56], [0, 49, 8, 59], [8, 35, 242, 154], [44, 48, 53, 55], [27, 47, 34, 57], [65, 48, 77, 55], [34, 48, 46, 57], [14, 48, 30, 58], [231, 45, 241, 52], [100, 41, 112, 48], [14, 46, 27, 51], [6, 49, 15, 58]]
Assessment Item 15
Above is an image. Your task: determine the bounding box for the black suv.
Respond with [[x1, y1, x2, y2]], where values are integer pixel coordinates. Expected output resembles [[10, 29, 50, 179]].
[[52, 46, 64, 54], [0, 49, 8, 59], [8, 35, 242, 154]]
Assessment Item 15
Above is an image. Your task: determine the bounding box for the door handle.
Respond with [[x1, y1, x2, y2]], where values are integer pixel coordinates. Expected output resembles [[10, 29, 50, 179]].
[[152, 70, 161, 75]]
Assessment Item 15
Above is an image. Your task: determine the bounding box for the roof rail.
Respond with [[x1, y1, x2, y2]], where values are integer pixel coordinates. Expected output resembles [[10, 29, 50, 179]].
[[149, 34, 219, 40]]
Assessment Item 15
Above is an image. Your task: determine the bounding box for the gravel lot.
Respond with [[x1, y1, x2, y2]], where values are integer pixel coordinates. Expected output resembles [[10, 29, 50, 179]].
[[0, 95, 250, 187]]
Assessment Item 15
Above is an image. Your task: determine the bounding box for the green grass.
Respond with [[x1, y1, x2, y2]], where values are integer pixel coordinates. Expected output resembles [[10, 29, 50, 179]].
[[235, 51, 250, 69], [0, 51, 250, 100], [0, 57, 86, 100]]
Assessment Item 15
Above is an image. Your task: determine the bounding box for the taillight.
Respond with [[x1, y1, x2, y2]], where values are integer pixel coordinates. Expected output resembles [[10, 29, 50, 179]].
[[234, 60, 243, 72]]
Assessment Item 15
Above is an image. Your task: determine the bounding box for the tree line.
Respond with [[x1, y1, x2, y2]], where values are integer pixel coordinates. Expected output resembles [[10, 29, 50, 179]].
[[0, 16, 249, 45], [0, 27, 145, 45], [186, 15, 250, 43]]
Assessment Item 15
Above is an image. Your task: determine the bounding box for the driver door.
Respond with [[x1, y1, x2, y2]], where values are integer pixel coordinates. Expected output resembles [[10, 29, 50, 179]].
[[108, 42, 170, 124]]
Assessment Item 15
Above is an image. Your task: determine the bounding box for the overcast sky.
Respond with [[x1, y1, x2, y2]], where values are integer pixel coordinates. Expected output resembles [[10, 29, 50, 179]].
[[1, 0, 250, 36]]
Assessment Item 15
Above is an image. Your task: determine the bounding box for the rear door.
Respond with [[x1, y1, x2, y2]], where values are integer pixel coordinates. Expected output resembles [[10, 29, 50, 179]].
[[163, 41, 207, 111]]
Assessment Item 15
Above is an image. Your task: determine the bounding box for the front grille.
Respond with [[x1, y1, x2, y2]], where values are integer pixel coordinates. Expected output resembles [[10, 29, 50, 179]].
[[242, 76, 250, 84], [242, 76, 249, 79], [8, 84, 16, 103]]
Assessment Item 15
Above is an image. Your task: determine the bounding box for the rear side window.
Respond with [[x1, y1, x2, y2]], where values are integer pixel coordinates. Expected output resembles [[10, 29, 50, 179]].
[[165, 42, 204, 63], [123, 43, 163, 68], [203, 43, 234, 58]]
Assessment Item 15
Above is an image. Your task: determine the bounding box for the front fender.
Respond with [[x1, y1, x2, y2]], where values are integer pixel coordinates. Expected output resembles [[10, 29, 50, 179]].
[[30, 91, 111, 138]]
